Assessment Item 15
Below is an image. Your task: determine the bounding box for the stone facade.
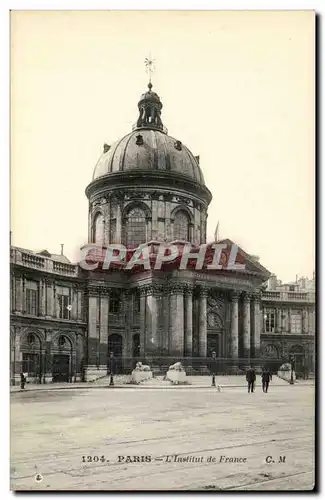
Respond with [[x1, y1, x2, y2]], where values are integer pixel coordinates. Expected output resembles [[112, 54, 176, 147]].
[[10, 82, 315, 383]]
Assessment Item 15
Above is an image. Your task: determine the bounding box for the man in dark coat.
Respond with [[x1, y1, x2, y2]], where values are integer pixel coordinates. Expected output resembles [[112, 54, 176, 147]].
[[20, 372, 26, 390], [261, 368, 272, 393], [246, 367, 256, 393]]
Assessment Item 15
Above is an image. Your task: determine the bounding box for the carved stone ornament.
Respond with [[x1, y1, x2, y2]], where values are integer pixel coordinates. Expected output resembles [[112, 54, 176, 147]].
[[231, 291, 241, 301], [207, 312, 223, 329], [208, 295, 224, 310], [168, 282, 187, 295]]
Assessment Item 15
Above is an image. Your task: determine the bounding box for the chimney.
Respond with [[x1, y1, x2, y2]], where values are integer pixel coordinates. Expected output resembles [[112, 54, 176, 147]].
[[60, 244, 64, 255]]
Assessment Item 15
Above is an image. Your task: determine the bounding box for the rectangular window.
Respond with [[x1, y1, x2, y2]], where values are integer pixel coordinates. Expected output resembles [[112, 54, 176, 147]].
[[265, 309, 276, 333], [109, 290, 121, 314], [25, 280, 39, 315], [26, 289, 38, 315], [56, 286, 71, 319], [291, 313, 302, 334]]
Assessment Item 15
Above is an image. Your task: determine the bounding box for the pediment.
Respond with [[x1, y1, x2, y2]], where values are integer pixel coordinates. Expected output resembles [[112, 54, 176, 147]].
[[215, 238, 271, 279]]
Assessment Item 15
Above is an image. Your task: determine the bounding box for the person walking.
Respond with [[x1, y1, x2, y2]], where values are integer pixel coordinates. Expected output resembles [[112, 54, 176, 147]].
[[261, 368, 272, 393], [246, 366, 256, 393], [20, 372, 26, 390]]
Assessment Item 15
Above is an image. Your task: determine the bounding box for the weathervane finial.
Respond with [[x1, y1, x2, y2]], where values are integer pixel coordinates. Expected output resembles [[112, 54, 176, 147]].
[[144, 54, 156, 86]]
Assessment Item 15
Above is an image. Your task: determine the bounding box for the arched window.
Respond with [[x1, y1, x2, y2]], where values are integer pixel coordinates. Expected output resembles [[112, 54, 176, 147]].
[[173, 211, 190, 241], [125, 208, 147, 248], [93, 213, 104, 244]]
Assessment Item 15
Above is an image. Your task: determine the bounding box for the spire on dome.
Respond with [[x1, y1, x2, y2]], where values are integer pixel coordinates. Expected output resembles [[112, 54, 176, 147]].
[[133, 56, 167, 133]]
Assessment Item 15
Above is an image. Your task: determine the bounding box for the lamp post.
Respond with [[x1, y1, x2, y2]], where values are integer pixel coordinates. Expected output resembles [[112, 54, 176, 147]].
[[211, 351, 216, 387], [290, 355, 295, 384], [109, 351, 114, 386]]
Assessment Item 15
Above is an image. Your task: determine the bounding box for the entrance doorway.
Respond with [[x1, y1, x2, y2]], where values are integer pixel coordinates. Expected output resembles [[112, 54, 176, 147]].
[[290, 345, 305, 378], [108, 334, 123, 374], [207, 334, 219, 357], [52, 354, 70, 382], [22, 352, 41, 380]]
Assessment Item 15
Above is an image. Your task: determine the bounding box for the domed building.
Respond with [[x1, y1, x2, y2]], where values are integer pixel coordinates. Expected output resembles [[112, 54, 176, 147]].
[[10, 81, 315, 384]]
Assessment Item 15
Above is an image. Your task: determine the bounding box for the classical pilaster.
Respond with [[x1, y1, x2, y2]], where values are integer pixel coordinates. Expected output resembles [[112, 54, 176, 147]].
[[40, 279, 46, 316], [243, 293, 251, 359], [52, 282, 57, 318], [22, 276, 26, 314], [139, 288, 146, 357], [72, 285, 78, 320], [288, 309, 291, 333], [14, 274, 23, 313], [198, 286, 208, 357], [252, 292, 262, 359], [277, 308, 282, 333], [151, 195, 159, 240], [100, 290, 109, 348], [44, 279, 51, 317], [145, 285, 159, 352], [184, 285, 194, 357], [169, 283, 185, 357], [115, 202, 122, 244], [302, 308, 308, 334], [77, 290, 83, 321], [230, 292, 240, 359], [123, 290, 133, 358]]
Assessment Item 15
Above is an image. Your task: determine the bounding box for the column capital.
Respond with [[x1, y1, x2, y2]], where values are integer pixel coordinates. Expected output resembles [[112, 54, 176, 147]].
[[242, 292, 253, 303], [198, 285, 209, 297], [252, 291, 262, 301], [184, 284, 195, 296], [169, 282, 186, 295], [231, 291, 240, 301]]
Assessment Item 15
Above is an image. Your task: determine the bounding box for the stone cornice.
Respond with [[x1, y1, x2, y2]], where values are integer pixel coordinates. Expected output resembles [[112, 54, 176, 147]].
[[85, 171, 212, 206]]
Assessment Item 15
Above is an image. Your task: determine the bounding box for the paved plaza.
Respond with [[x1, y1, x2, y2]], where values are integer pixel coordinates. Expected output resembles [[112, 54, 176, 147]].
[[10, 383, 315, 491]]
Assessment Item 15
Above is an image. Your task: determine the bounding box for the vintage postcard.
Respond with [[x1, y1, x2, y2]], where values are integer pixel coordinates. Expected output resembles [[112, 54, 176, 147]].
[[10, 10, 315, 491]]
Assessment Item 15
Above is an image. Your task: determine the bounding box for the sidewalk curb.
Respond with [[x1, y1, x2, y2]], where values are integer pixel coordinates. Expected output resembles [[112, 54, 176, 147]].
[[10, 382, 314, 393]]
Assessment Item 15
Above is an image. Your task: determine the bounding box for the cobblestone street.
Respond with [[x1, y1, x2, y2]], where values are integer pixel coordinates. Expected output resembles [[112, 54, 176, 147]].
[[10, 384, 315, 491]]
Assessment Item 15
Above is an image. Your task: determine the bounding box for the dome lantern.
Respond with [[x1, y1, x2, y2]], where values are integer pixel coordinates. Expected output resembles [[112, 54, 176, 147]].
[[135, 82, 166, 133]]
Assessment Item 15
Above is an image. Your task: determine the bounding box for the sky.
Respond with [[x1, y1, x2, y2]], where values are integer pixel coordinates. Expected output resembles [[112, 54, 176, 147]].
[[10, 10, 315, 283]]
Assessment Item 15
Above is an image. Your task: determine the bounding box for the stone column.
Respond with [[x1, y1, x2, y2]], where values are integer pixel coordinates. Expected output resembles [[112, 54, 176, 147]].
[[77, 291, 83, 321], [302, 308, 308, 334], [14, 326, 22, 383], [288, 309, 291, 333], [252, 293, 261, 359], [15, 274, 23, 313], [123, 291, 133, 359], [162, 291, 170, 352], [100, 291, 109, 364], [164, 194, 172, 241], [11, 275, 16, 312], [146, 286, 158, 352], [277, 308, 282, 333], [139, 288, 146, 357], [198, 286, 208, 357], [40, 279, 46, 316], [116, 203, 122, 244], [87, 287, 98, 366], [72, 286, 78, 320], [243, 293, 251, 360], [169, 284, 185, 357], [151, 196, 159, 240], [22, 276, 26, 314], [230, 292, 240, 359], [184, 285, 193, 357], [52, 283, 57, 318]]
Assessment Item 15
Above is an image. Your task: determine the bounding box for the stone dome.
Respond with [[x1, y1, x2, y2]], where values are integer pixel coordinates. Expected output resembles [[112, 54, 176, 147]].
[[92, 129, 205, 185]]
